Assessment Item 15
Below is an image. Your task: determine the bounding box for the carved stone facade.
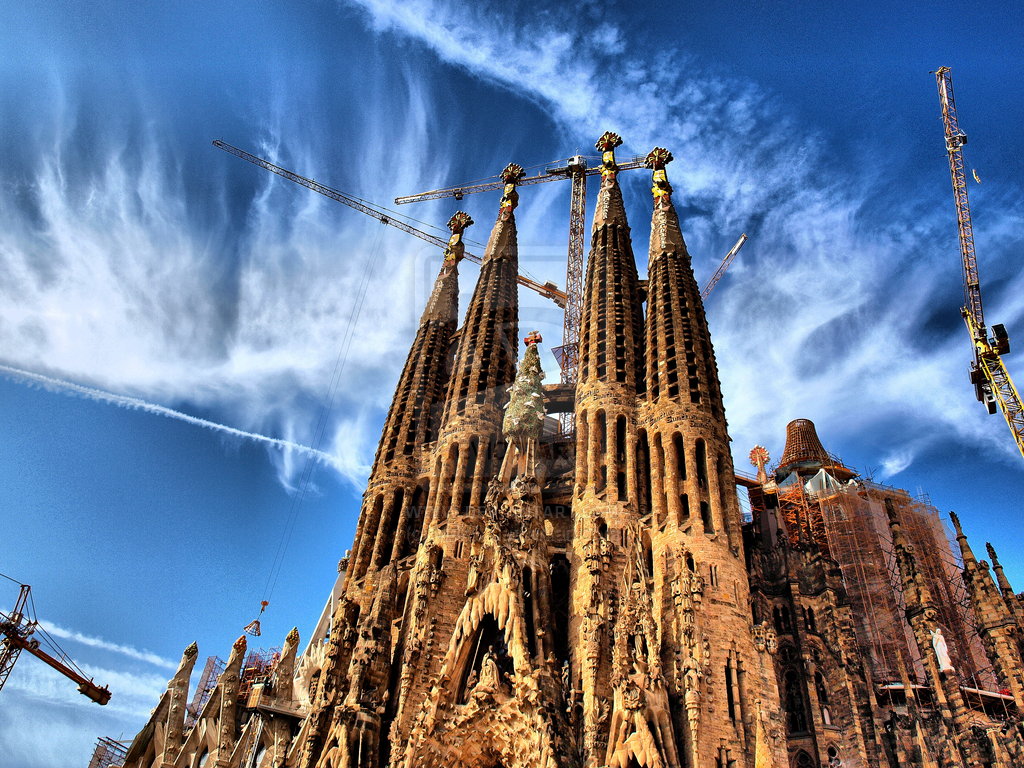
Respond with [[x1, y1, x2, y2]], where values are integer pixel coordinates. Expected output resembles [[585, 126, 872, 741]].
[[120, 135, 1024, 768]]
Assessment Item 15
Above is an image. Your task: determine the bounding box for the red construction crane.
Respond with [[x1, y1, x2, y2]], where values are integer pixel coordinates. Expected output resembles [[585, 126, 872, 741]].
[[0, 579, 111, 705], [212, 141, 567, 308], [933, 67, 1024, 458]]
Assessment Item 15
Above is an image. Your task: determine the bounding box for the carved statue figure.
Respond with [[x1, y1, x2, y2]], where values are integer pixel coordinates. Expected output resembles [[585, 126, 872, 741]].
[[931, 627, 955, 673], [476, 646, 504, 694]]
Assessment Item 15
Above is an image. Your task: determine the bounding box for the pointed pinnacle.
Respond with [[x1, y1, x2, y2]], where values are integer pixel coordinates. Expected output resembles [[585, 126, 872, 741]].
[[286, 626, 300, 645], [183, 641, 199, 658], [987, 542, 1000, 565], [949, 510, 963, 534], [233, 634, 248, 652]]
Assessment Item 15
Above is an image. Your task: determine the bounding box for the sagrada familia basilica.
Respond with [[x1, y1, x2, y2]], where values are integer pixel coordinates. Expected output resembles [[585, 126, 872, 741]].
[[116, 134, 1024, 768]]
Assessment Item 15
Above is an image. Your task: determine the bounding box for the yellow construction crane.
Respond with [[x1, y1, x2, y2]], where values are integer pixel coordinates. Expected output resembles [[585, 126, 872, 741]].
[[933, 67, 1024, 458], [212, 141, 567, 308]]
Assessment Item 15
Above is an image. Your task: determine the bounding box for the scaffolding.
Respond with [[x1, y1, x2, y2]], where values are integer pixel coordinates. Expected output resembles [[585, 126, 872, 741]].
[[186, 655, 225, 727], [239, 647, 281, 701], [86, 737, 130, 768], [773, 472, 990, 690]]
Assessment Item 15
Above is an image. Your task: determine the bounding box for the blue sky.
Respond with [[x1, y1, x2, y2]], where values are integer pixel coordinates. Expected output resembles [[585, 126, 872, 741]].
[[1, 1, 1022, 762]]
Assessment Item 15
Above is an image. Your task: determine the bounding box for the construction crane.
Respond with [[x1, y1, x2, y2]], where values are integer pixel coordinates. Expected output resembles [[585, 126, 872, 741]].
[[933, 67, 1024, 458], [394, 132, 648, 388], [0, 579, 111, 705], [701, 234, 748, 299], [212, 141, 567, 308]]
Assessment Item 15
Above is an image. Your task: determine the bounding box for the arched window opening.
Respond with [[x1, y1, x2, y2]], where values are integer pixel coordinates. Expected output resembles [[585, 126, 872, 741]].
[[785, 669, 808, 734], [695, 439, 708, 489], [597, 518, 609, 539], [636, 429, 651, 514], [725, 660, 736, 722], [679, 492, 690, 524], [462, 437, 479, 515], [456, 615, 513, 704], [805, 607, 817, 633], [815, 671, 832, 725], [685, 553, 696, 572], [700, 501, 713, 533], [654, 433, 666, 524], [827, 746, 842, 767], [596, 411, 607, 457], [374, 489, 404, 568], [672, 433, 686, 481], [400, 484, 428, 558], [774, 605, 793, 634], [793, 751, 814, 768], [550, 555, 571, 664], [430, 546, 444, 574], [615, 415, 627, 463], [356, 495, 385, 578], [578, 411, 589, 491]]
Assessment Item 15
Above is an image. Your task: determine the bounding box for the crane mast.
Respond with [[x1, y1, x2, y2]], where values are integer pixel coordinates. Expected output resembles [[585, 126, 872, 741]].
[[933, 67, 1024, 457]]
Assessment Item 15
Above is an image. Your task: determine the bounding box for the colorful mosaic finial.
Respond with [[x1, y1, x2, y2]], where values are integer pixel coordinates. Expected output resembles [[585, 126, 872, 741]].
[[443, 211, 474, 263], [499, 163, 525, 220], [645, 147, 674, 206]]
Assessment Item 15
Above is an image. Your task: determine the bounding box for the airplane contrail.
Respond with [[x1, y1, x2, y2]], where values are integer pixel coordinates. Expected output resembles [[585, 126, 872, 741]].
[[0, 363, 342, 471]]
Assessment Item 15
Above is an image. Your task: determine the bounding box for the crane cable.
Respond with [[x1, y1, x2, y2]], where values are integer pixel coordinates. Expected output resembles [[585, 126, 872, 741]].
[[258, 217, 387, 607]]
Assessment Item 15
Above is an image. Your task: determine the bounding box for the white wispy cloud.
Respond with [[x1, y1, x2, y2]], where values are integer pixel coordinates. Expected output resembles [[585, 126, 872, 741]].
[[0, 363, 343, 472], [0, 71, 459, 491], [42, 621, 178, 671], [343, 0, 1024, 478]]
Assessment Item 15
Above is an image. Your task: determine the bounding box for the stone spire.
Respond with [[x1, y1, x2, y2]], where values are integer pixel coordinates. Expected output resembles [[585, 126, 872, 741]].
[[376, 211, 471, 466], [576, 131, 645, 392], [160, 641, 199, 767], [213, 635, 247, 767], [642, 144, 724, 415], [439, 164, 522, 430], [987, 542, 1024, 627], [951, 512, 1024, 708], [640, 146, 739, 546], [346, 212, 472, 584]]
